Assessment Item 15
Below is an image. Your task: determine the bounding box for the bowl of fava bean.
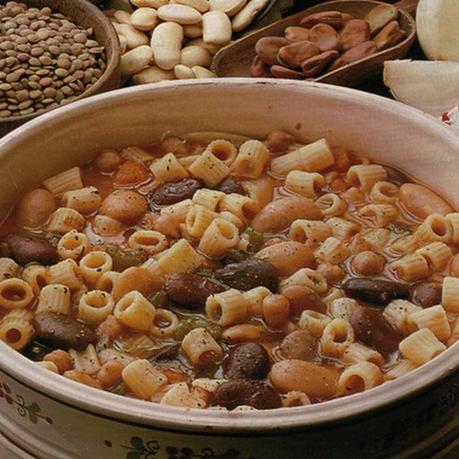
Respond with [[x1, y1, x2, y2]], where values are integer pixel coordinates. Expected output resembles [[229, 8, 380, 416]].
[[1, 79, 459, 458], [0, 0, 121, 137]]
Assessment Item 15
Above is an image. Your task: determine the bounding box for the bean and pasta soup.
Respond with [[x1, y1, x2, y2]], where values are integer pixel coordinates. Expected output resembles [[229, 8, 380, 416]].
[[0, 130, 458, 411]]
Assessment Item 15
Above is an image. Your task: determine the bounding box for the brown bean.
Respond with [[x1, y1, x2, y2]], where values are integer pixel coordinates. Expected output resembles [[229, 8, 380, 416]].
[[262, 294, 290, 329], [270, 360, 338, 399], [255, 241, 314, 277], [339, 19, 371, 51], [255, 36, 289, 66], [270, 64, 304, 79], [365, 4, 399, 36], [161, 136, 190, 156], [309, 24, 339, 52], [316, 263, 345, 283], [34, 312, 97, 351], [251, 196, 322, 233], [399, 184, 453, 219], [100, 190, 147, 224], [300, 11, 343, 29], [280, 329, 317, 361], [250, 55, 272, 77], [222, 324, 263, 344], [350, 305, 403, 355], [277, 40, 320, 69], [15, 188, 56, 228], [149, 178, 203, 206], [5, 233, 59, 266], [374, 20, 406, 51], [351, 251, 385, 275], [281, 285, 326, 315], [344, 278, 409, 306], [265, 129, 295, 153], [164, 272, 224, 309], [329, 41, 377, 71], [410, 282, 443, 309], [223, 343, 270, 380], [301, 50, 339, 77], [217, 177, 245, 195], [95, 150, 122, 173], [211, 379, 282, 410], [285, 26, 310, 42]]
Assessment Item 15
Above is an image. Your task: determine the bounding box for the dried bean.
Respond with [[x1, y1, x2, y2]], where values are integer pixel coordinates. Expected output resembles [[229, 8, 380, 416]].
[[280, 330, 318, 361], [223, 343, 270, 379], [309, 24, 339, 52], [277, 40, 320, 69], [339, 19, 371, 52], [5, 233, 59, 265], [250, 55, 271, 77], [329, 41, 377, 71], [285, 26, 310, 42], [343, 278, 410, 306], [302, 50, 339, 77], [255, 36, 289, 66], [374, 20, 406, 51], [300, 11, 343, 29], [149, 178, 203, 206]]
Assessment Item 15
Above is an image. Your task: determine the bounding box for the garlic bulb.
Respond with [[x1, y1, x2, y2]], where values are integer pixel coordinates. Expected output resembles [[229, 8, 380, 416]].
[[417, 0, 459, 61], [383, 60, 459, 116]]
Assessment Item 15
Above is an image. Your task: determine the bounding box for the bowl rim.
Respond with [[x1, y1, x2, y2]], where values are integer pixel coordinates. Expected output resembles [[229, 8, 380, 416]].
[[0, 0, 121, 125], [1, 78, 459, 433]]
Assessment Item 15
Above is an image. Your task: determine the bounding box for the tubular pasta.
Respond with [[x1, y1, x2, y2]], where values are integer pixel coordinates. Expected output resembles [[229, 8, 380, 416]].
[[338, 361, 383, 395], [206, 289, 248, 326], [320, 318, 354, 357], [232, 140, 270, 179], [0, 278, 34, 310], [399, 328, 446, 365], [346, 164, 387, 191], [150, 152, 188, 183], [181, 327, 223, 367], [43, 166, 83, 195], [315, 193, 347, 217], [36, 284, 71, 315]]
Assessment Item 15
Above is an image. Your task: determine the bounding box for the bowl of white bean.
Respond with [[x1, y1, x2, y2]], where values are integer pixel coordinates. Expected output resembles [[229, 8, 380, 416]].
[[1, 78, 459, 459]]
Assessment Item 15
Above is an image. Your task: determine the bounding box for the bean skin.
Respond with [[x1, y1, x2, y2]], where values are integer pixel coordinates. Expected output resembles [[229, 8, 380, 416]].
[[279, 330, 318, 361], [100, 190, 147, 224], [15, 188, 56, 228], [399, 184, 453, 219], [281, 285, 327, 315], [149, 178, 202, 206], [5, 233, 59, 266], [410, 282, 442, 309], [344, 278, 409, 306], [223, 343, 270, 380]]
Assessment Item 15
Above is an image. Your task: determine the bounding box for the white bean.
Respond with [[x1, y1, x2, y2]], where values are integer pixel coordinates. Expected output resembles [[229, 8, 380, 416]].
[[113, 9, 132, 25], [232, 0, 269, 32], [192, 65, 217, 78], [132, 66, 175, 84], [174, 64, 196, 79], [209, 0, 247, 17], [130, 8, 159, 32], [181, 45, 212, 67], [120, 45, 154, 76], [183, 24, 203, 38], [202, 11, 232, 45], [157, 4, 202, 25], [118, 34, 128, 54], [151, 22, 184, 70], [113, 23, 149, 48], [175, 0, 210, 13], [188, 38, 226, 55], [131, 0, 168, 7]]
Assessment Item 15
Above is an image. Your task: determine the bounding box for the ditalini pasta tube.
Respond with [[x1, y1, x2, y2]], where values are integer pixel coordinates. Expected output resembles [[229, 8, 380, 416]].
[[122, 360, 167, 400], [181, 327, 223, 367], [198, 218, 240, 258]]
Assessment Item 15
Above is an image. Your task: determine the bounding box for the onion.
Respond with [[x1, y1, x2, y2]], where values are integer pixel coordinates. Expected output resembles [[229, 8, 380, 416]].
[[383, 60, 459, 116], [417, 0, 459, 61]]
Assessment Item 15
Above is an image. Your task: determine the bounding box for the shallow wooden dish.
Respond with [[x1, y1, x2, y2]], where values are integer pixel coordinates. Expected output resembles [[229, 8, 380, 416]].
[[212, 0, 417, 86], [0, 0, 121, 137]]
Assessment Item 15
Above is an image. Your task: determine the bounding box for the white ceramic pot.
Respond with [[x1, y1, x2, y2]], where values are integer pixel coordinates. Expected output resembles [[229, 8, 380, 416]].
[[1, 79, 459, 459]]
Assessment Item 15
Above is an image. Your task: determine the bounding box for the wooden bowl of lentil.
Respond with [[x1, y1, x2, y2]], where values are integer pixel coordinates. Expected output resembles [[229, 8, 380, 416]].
[[0, 0, 121, 137]]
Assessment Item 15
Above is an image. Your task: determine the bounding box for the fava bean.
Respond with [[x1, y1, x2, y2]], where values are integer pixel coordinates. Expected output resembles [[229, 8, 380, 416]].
[[114, 23, 149, 49], [374, 20, 406, 51], [301, 50, 339, 78], [339, 19, 371, 52], [192, 66, 217, 78], [209, 0, 247, 16], [157, 4, 202, 25], [149, 178, 202, 206], [365, 4, 399, 36], [250, 55, 272, 77], [399, 184, 453, 219], [329, 41, 377, 71], [255, 36, 289, 66], [278, 40, 320, 69], [174, 64, 196, 79], [309, 23, 339, 52], [300, 11, 343, 29], [130, 7, 159, 32], [285, 26, 310, 42], [132, 66, 175, 84], [271, 65, 305, 79], [181, 46, 212, 67]]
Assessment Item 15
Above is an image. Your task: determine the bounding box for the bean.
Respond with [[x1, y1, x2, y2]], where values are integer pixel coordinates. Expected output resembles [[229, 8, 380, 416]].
[[183, 24, 203, 38], [217, 177, 246, 195], [339, 19, 371, 51], [300, 11, 343, 29], [255, 36, 289, 66], [34, 312, 97, 350], [114, 23, 149, 49], [97, 360, 124, 388], [399, 184, 453, 219], [64, 370, 101, 389], [374, 20, 406, 51], [301, 50, 339, 77], [270, 360, 338, 399], [100, 190, 148, 224], [343, 278, 409, 306], [281, 285, 326, 315], [215, 258, 278, 291], [157, 4, 202, 25], [223, 342, 270, 379], [105, 245, 148, 272], [264, 129, 294, 153], [177, 0, 210, 13], [149, 178, 203, 206], [192, 65, 217, 78], [132, 66, 176, 84], [202, 11, 232, 45], [350, 305, 402, 355], [262, 294, 290, 329], [95, 150, 122, 173], [278, 40, 320, 69], [130, 7, 159, 32], [410, 282, 443, 309], [5, 233, 58, 266], [154, 214, 181, 238], [120, 45, 153, 76], [309, 24, 339, 52], [351, 251, 385, 275], [251, 196, 322, 233], [14, 188, 56, 228], [222, 324, 262, 343], [174, 63, 196, 79], [180, 45, 212, 67], [285, 26, 310, 42], [279, 329, 318, 361], [365, 4, 399, 36], [43, 349, 73, 374], [232, 0, 270, 32], [329, 41, 377, 71], [112, 266, 162, 302], [164, 272, 224, 309], [250, 55, 271, 77], [209, 0, 246, 16], [151, 22, 183, 70], [211, 379, 281, 409]]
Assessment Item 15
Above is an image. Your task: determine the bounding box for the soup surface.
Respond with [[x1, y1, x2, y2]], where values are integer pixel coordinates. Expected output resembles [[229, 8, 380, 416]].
[[0, 130, 458, 411]]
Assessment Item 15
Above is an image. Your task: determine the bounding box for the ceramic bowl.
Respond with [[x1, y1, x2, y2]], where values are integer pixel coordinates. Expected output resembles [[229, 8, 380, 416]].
[[0, 0, 121, 137], [1, 79, 459, 459]]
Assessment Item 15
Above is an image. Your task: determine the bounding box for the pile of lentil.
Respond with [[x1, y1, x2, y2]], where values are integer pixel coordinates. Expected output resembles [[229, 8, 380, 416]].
[[0, 1, 107, 119]]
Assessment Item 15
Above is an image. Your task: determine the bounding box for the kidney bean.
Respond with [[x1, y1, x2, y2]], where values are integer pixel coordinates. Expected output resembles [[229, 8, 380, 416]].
[[329, 41, 377, 71], [255, 36, 289, 66], [301, 50, 339, 77], [285, 26, 310, 42], [300, 11, 343, 29], [339, 19, 371, 51], [251, 196, 322, 233], [149, 178, 203, 206], [265, 129, 295, 153], [399, 184, 453, 219], [309, 24, 339, 52], [223, 342, 270, 380], [15, 188, 56, 229], [217, 177, 246, 195], [280, 330, 318, 361], [410, 282, 443, 309], [250, 55, 272, 77], [255, 241, 314, 277], [215, 258, 278, 291], [281, 285, 326, 315], [350, 305, 402, 355], [278, 41, 320, 69], [211, 379, 281, 410], [100, 190, 148, 224], [5, 233, 59, 266], [374, 20, 406, 51], [344, 278, 409, 306], [164, 272, 225, 309], [34, 312, 97, 351], [270, 360, 338, 399], [270, 65, 304, 79]]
